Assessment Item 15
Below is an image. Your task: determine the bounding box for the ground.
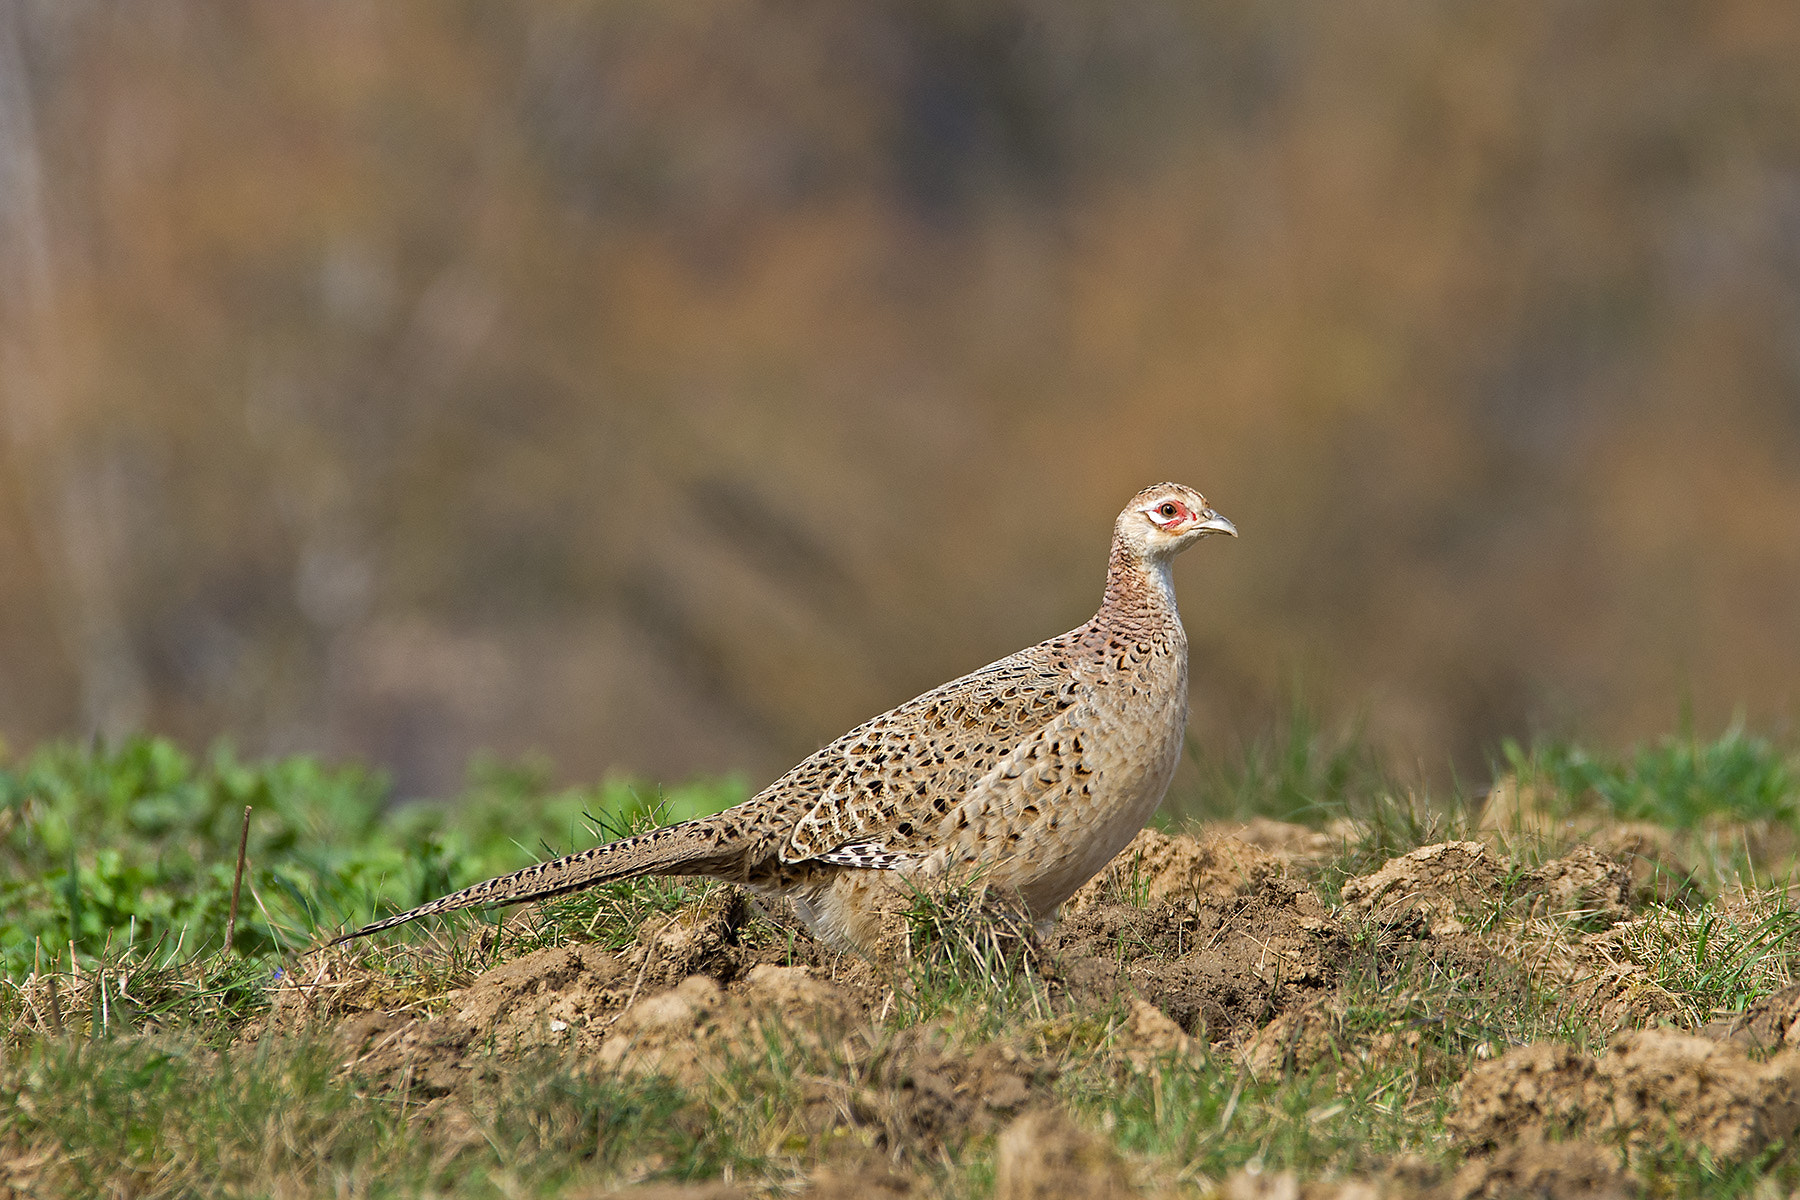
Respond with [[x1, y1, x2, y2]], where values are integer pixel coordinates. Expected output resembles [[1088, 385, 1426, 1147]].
[[6, 744, 1800, 1198]]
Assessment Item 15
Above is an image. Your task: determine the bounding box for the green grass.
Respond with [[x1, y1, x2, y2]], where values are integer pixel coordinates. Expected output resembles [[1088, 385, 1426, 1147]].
[[889, 879, 1054, 1031], [1, 1032, 713, 1198], [0, 736, 746, 976], [1599, 897, 1800, 1026], [1504, 725, 1798, 827]]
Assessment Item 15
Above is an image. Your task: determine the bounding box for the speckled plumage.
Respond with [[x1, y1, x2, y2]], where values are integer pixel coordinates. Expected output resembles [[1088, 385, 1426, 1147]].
[[332, 483, 1235, 951]]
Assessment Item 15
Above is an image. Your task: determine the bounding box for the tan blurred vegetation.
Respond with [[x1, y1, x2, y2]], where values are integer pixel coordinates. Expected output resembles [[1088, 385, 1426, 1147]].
[[1, 1, 1797, 797]]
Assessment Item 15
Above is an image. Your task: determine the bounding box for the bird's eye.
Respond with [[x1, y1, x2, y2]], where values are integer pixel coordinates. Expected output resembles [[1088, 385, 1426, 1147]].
[[1158, 502, 1179, 519]]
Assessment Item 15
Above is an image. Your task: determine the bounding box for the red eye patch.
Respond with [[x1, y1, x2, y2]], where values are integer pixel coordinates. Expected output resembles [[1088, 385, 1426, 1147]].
[[1150, 499, 1191, 526]]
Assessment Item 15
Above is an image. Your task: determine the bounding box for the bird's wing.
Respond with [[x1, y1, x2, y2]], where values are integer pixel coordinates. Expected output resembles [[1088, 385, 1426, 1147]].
[[775, 640, 1092, 865]]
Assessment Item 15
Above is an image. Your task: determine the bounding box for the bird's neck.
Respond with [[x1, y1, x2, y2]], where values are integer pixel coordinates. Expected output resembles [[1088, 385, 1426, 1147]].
[[1100, 540, 1182, 636]]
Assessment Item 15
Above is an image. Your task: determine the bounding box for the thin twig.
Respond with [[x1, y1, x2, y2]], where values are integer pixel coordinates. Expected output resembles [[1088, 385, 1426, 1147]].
[[226, 805, 251, 954]]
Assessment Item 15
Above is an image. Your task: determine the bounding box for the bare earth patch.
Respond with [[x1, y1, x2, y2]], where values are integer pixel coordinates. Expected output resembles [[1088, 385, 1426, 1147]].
[[1052, 875, 1349, 1038], [1066, 828, 1289, 911], [992, 1108, 1135, 1200], [1340, 841, 1504, 937], [1451, 1028, 1800, 1164], [324, 936, 873, 1097]]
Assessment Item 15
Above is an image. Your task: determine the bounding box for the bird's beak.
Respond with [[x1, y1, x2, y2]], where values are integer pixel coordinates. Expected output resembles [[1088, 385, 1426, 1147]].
[[1194, 510, 1237, 538]]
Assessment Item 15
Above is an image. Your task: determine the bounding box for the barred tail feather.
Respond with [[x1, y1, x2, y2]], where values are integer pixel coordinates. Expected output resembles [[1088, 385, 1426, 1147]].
[[328, 819, 730, 945]]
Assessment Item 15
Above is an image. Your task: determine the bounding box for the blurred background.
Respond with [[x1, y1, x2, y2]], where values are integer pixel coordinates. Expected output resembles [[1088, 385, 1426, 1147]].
[[0, 1, 1796, 801]]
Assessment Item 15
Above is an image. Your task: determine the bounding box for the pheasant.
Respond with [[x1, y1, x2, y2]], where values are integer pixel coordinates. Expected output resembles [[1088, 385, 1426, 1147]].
[[332, 483, 1236, 951]]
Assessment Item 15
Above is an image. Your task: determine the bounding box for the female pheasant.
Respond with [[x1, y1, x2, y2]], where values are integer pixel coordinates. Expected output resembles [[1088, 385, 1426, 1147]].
[[334, 483, 1235, 951]]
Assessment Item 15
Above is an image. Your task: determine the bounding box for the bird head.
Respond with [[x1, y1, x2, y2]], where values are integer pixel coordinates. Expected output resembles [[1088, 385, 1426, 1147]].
[[1119, 482, 1237, 561]]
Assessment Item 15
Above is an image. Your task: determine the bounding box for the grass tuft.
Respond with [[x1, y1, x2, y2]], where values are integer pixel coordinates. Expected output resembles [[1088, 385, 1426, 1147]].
[[891, 877, 1051, 1030], [1505, 726, 1798, 828]]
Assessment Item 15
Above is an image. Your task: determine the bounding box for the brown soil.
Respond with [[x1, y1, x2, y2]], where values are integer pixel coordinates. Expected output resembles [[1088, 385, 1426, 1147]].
[[1065, 828, 1289, 912], [860, 1024, 1056, 1154], [795, 1154, 918, 1199], [1340, 841, 1504, 937], [1329, 840, 1689, 1040], [1479, 777, 1706, 910], [1438, 1134, 1635, 1200], [1050, 874, 1349, 1039], [325, 941, 875, 1097], [1213, 1135, 1635, 1199], [1237, 993, 1348, 1081], [1214, 817, 1347, 871], [991, 1108, 1134, 1200], [1517, 844, 1632, 922], [1450, 1028, 1800, 1164], [1535, 921, 1686, 1033], [296, 884, 884, 1098], [1585, 824, 1706, 908], [1700, 982, 1800, 1052], [595, 965, 863, 1081], [571, 1185, 748, 1200]]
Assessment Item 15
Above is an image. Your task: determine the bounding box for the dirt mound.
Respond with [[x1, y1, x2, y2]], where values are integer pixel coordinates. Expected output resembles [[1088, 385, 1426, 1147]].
[[1479, 778, 1705, 910], [1341, 842, 1503, 937], [1348, 841, 1635, 930], [1065, 828, 1287, 913], [797, 1155, 917, 1200], [329, 911, 866, 1096], [1450, 1028, 1800, 1163], [1499, 918, 1683, 1035], [861, 1025, 1055, 1153], [284, 882, 839, 1025], [1476, 775, 1562, 840], [1052, 875, 1348, 1040], [1237, 994, 1348, 1081], [1517, 845, 1631, 922], [1330, 842, 1675, 1044], [1215, 1129, 1633, 1198], [1586, 824, 1705, 908], [571, 1184, 748, 1200], [266, 950, 443, 1033], [330, 940, 633, 1094], [1701, 982, 1800, 1051], [1237, 987, 1477, 1091], [1440, 1134, 1634, 1200], [1117, 996, 1197, 1068], [992, 1108, 1134, 1200], [1213, 818, 1345, 872], [618, 886, 860, 993], [599, 966, 861, 1082], [1212, 1166, 1404, 1198]]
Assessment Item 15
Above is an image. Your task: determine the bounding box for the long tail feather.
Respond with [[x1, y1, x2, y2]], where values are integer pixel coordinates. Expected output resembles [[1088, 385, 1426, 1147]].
[[328, 819, 730, 944]]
